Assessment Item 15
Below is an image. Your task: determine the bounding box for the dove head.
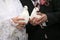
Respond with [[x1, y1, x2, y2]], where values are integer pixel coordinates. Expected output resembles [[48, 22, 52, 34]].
[[24, 6, 28, 10], [35, 7, 39, 11]]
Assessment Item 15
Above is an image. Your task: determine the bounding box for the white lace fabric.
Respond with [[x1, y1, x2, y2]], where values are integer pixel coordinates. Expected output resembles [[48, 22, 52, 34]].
[[0, 0, 28, 40]]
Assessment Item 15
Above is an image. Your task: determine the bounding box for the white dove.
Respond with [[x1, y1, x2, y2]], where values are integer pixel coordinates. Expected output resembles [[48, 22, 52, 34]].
[[30, 7, 41, 20], [30, 7, 46, 29], [19, 6, 29, 24]]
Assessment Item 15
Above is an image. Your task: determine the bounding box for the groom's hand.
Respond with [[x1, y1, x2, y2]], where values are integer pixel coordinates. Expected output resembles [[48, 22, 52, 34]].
[[29, 12, 47, 26]]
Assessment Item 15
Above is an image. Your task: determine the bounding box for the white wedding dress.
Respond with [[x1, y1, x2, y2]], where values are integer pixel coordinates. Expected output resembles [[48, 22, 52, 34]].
[[0, 0, 28, 40]]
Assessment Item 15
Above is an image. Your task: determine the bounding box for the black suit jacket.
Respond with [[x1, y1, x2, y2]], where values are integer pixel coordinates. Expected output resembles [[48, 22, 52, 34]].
[[20, 0, 60, 40]]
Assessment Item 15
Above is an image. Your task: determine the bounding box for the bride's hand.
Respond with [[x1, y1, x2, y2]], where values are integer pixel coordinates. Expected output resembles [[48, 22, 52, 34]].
[[12, 16, 26, 29]]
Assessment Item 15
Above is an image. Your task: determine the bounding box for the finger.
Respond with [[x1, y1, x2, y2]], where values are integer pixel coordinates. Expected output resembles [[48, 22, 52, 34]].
[[16, 25, 24, 30], [18, 25, 25, 27], [37, 16, 46, 24], [18, 22, 26, 25], [30, 18, 38, 26], [38, 14, 47, 23], [37, 16, 44, 22], [12, 17, 25, 23], [35, 16, 45, 24], [15, 20, 26, 25], [29, 17, 35, 23], [16, 17, 25, 21], [32, 18, 38, 23], [30, 19, 37, 26], [40, 16, 47, 24], [30, 17, 35, 21]]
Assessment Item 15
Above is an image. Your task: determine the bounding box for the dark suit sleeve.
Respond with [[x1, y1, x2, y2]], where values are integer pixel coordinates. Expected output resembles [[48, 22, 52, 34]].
[[46, 0, 60, 26]]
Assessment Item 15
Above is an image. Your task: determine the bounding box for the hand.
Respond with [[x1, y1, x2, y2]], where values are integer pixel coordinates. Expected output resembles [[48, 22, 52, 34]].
[[29, 12, 47, 26], [12, 16, 26, 29]]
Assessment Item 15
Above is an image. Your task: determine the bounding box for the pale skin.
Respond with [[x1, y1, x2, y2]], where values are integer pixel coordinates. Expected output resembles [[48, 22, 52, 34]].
[[11, 12, 47, 29], [12, 16, 26, 30], [29, 12, 47, 26]]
